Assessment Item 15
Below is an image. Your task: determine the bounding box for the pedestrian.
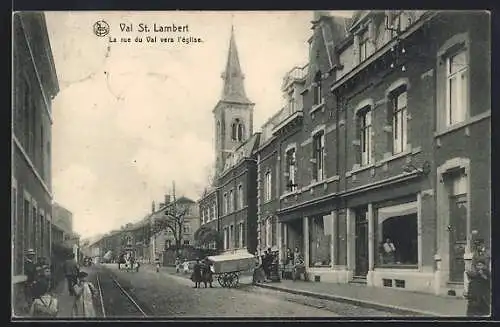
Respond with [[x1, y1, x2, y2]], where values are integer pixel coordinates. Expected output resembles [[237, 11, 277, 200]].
[[191, 258, 203, 288], [293, 247, 306, 281], [175, 257, 181, 273], [466, 255, 491, 317], [23, 249, 37, 309], [261, 250, 270, 281], [64, 254, 79, 296], [72, 271, 97, 318], [29, 265, 58, 317], [154, 255, 161, 273], [201, 258, 213, 288]]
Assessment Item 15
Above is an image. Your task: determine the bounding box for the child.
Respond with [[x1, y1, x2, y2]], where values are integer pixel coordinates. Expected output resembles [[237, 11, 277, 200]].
[[72, 271, 97, 318], [29, 266, 58, 317]]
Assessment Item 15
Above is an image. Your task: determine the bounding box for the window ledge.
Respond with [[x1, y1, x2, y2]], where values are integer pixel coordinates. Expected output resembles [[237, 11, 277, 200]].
[[310, 101, 325, 115], [375, 148, 415, 167], [262, 199, 276, 205], [302, 175, 340, 190], [280, 191, 299, 200], [434, 110, 491, 138], [346, 163, 375, 177]]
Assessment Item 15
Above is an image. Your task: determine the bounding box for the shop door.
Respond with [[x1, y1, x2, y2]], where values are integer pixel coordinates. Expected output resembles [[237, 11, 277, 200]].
[[449, 194, 467, 283], [355, 210, 369, 277]]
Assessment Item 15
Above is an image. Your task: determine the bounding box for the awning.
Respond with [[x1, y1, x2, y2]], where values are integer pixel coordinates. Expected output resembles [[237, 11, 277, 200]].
[[377, 201, 418, 224]]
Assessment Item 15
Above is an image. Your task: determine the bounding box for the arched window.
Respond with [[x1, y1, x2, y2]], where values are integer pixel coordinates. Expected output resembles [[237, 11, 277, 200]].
[[231, 119, 245, 142], [237, 123, 244, 141]]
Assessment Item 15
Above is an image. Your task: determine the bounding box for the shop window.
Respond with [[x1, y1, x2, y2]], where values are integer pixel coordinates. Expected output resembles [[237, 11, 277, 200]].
[[183, 240, 190, 245], [375, 201, 418, 268], [308, 215, 332, 267]]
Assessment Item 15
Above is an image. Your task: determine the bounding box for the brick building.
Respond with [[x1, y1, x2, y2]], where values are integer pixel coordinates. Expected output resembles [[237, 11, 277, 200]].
[[257, 10, 490, 296], [198, 27, 259, 255], [12, 12, 59, 282]]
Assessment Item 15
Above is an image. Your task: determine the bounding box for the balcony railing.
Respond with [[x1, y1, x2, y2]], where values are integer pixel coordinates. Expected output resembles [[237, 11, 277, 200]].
[[281, 64, 309, 91], [271, 106, 303, 135]]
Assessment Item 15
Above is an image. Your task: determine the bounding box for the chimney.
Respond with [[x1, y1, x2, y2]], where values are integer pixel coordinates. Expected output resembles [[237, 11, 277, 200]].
[[164, 194, 171, 205], [151, 201, 156, 213]]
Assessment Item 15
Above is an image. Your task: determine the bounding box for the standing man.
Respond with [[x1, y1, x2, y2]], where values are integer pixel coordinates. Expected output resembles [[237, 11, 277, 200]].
[[24, 249, 37, 306], [64, 254, 79, 296]]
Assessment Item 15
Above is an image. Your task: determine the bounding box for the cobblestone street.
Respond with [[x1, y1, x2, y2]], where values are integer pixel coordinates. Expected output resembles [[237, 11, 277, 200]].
[[87, 264, 401, 317]]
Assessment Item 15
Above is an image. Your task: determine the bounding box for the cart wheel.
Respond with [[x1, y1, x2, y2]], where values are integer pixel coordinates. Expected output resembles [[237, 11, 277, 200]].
[[228, 273, 239, 288], [217, 275, 226, 288]]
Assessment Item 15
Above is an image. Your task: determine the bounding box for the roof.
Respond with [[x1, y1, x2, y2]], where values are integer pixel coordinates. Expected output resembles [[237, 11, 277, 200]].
[[221, 133, 260, 174]]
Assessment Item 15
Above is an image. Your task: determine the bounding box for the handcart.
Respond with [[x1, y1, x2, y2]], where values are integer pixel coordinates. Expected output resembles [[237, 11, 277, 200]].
[[207, 251, 256, 288]]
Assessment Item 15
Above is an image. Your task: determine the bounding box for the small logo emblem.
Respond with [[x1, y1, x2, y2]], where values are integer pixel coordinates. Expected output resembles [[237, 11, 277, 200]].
[[93, 20, 110, 37]]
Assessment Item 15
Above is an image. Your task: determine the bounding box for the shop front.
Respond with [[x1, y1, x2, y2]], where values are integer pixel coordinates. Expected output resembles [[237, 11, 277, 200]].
[[344, 185, 438, 294]]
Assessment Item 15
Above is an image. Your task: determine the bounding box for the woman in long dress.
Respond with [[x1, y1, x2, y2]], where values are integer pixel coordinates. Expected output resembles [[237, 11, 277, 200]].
[[72, 271, 97, 317]]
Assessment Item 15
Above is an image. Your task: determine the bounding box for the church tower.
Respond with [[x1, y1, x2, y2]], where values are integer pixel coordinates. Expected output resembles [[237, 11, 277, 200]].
[[213, 26, 255, 178]]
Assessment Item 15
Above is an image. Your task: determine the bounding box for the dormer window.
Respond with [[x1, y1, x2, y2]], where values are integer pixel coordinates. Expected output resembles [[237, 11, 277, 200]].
[[359, 29, 369, 62], [313, 71, 322, 106]]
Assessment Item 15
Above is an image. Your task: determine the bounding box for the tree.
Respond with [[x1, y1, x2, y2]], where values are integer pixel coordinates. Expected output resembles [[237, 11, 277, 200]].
[[149, 196, 189, 256]]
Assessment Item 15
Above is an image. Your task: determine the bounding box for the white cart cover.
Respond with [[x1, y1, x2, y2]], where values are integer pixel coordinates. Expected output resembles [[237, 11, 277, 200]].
[[207, 251, 255, 274]]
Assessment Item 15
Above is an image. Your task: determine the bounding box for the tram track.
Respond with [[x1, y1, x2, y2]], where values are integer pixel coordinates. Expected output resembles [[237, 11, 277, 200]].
[[95, 268, 149, 318]]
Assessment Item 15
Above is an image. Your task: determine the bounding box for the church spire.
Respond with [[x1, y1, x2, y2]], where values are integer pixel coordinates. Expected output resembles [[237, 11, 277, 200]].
[[220, 26, 252, 104]]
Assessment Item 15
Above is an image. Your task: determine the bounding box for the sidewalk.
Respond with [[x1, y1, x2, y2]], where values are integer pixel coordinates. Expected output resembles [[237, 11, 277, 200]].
[[54, 279, 74, 318], [255, 279, 467, 317]]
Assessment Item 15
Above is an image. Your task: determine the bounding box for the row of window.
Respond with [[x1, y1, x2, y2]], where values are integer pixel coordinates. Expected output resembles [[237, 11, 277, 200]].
[[223, 222, 246, 250], [275, 46, 469, 195], [12, 181, 52, 276], [201, 203, 217, 224], [222, 185, 244, 216], [15, 76, 51, 183]]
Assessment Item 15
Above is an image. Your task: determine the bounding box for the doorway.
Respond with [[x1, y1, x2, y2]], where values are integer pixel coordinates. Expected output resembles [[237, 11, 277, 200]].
[[285, 219, 303, 256], [354, 207, 369, 278]]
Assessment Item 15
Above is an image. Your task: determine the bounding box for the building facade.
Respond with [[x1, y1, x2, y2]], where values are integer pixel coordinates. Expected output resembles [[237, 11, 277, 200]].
[[257, 10, 490, 296], [149, 196, 200, 258], [197, 27, 259, 255], [12, 12, 59, 283]]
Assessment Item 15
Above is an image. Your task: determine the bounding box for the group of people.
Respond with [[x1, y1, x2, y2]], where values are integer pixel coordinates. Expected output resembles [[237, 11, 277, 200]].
[[190, 257, 214, 288], [24, 248, 98, 317], [23, 249, 56, 317]]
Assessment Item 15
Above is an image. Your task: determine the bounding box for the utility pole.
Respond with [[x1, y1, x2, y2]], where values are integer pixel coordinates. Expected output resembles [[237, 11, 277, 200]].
[[172, 181, 177, 252]]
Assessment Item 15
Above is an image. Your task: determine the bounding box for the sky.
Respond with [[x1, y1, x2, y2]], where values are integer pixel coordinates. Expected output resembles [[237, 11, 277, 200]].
[[45, 11, 354, 239]]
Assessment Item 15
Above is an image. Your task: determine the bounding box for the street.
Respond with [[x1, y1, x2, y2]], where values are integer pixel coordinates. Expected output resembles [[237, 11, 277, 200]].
[[84, 264, 401, 318]]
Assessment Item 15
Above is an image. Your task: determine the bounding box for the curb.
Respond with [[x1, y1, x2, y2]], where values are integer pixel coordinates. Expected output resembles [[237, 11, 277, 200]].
[[255, 283, 446, 317]]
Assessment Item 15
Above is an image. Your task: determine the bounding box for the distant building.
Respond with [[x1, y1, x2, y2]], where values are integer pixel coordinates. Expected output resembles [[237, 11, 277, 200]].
[[149, 195, 200, 258], [12, 11, 59, 278]]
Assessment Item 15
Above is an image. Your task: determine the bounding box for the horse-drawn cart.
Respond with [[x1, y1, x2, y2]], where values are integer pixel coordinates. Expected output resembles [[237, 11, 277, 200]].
[[207, 251, 256, 288]]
